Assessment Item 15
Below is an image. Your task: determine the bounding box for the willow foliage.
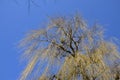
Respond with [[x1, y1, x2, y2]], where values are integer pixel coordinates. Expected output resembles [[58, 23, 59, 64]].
[[19, 15, 120, 80]]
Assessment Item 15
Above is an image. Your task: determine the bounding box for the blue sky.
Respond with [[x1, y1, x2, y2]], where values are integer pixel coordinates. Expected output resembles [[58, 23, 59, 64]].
[[0, 0, 120, 80]]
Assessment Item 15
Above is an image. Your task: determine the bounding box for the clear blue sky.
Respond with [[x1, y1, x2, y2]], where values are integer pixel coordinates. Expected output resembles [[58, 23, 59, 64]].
[[0, 0, 120, 80]]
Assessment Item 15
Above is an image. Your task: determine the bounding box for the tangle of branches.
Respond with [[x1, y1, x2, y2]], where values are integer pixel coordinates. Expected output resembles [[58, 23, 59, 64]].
[[19, 15, 120, 80]]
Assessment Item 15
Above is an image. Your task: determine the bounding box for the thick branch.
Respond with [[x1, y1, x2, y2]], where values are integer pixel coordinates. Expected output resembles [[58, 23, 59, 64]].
[[68, 27, 75, 56], [52, 42, 75, 57]]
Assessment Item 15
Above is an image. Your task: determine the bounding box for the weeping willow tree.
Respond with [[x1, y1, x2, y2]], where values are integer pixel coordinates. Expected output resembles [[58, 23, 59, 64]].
[[19, 15, 120, 80]]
